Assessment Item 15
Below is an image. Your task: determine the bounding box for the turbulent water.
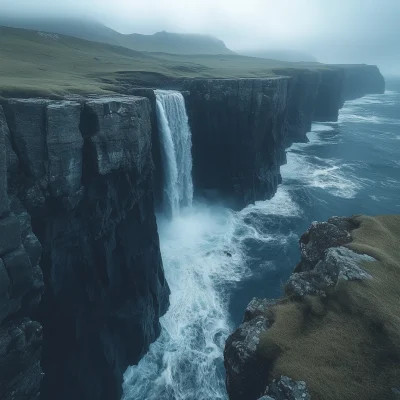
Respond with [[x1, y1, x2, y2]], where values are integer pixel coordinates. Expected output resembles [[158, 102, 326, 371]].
[[123, 81, 400, 400], [155, 90, 194, 216]]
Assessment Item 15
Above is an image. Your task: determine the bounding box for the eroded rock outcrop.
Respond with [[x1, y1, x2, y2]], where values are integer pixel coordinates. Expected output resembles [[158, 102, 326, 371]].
[[0, 97, 170, 400], [260, 376, 311, 400], [224, 217, 375, 400]]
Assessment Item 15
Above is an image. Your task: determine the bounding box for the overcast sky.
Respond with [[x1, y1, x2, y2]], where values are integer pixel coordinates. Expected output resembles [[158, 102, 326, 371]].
[[1, 0, 399, 72]]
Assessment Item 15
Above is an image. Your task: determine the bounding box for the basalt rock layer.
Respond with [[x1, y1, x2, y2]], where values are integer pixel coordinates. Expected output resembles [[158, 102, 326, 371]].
[[0, 96, 169, 400]]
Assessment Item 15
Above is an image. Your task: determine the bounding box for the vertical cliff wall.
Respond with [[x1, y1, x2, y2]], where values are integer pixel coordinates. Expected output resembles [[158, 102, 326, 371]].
[[122, 65, 384, 210], [340, 64, 386, 101], [272, 69, 321, 146], [0, 97, 170, 400], [181, 78, 290, 208], [0, 105, 44, 400]]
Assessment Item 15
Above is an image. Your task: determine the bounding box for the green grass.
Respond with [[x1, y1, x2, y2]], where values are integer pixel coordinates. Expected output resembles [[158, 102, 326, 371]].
[[0, 25, 331, 97], [258, 215, 400, 400]]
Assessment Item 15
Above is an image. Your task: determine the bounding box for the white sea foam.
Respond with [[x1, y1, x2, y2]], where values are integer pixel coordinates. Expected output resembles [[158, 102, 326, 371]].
[[123, 187, 300, 400]]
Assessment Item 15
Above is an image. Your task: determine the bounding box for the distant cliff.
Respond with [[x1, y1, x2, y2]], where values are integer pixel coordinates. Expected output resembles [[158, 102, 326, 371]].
[[224, 215, 400, 400], [0, 97, 169, 400], [145, 64, 385, 208]]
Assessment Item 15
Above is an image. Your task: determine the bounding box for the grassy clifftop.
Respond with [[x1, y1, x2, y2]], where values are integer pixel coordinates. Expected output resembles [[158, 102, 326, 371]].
[[259, 215, 400, 400], [0, 25, 326, 97]]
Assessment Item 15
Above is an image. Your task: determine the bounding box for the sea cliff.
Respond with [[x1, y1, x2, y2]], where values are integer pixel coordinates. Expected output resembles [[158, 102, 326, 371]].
[[0, 97, 169, 400], [0, 63, 386, 400]]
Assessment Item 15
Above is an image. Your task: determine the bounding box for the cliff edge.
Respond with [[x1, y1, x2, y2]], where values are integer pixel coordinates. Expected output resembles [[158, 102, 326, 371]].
[[225, 215, 400, 400], [0, 97, 170, 400]]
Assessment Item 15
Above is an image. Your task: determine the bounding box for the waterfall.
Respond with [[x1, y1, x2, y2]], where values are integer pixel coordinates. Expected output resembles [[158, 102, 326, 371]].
[[155, 90, 193, 216]]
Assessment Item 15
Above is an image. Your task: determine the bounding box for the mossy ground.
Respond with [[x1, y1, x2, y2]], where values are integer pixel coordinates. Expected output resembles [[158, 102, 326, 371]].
[[259, 215, 400, 400], [0, 26, 331, 98]]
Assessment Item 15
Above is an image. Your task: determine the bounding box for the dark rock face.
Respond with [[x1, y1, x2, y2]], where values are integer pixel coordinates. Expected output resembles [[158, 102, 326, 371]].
[[0, 97, 170, 400], [341, 64, 385, 101], [273, 69, 321, 145], [0, 106, 44, 400], [295, 217, 357, 272], [182, 78, 290, 209], [313, 65, 385, 122], [224, 298, 276, 400], [0, 318, 43, 400], [313, 68, 346, 122], [224, 216, 373, 400], [259, 376, 311, 400]]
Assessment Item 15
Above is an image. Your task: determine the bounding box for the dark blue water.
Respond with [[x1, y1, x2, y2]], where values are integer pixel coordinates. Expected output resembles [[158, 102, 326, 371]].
[[124, 79, 400, 400]]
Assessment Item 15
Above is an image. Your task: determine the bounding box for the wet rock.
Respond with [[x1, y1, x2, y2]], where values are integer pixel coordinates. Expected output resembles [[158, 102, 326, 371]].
[[0, 215, 21, 255], [265, 376, 311, 400], [287, 246, 374, 297], [0, 318, 43, 400], [225, 299, 275, 400], [244, 298, 277, 322], [2, 245, 33, 299], [296, 217, 353, 272]]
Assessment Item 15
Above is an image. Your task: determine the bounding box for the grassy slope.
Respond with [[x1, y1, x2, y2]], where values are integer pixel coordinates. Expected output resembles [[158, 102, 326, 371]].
[[0, 17, 234, 55], [0, 26, 328, 97], [259, 215, 400, 400], [120, 31, 235, 55]]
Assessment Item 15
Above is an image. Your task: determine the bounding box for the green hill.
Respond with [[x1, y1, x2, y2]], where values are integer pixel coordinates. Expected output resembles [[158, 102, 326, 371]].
[[0, 25, 324, 97], [239, 49, 317, 62], [0, 16, 234, 55]]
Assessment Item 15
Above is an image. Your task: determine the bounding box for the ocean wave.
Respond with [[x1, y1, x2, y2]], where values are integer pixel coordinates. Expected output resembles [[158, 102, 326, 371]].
[[123, 186, 301, 400]]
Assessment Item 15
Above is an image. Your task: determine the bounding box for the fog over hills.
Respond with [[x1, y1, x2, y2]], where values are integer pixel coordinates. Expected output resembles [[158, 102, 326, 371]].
[[0, 16, 234, 56], [2, 0, 399, 74]]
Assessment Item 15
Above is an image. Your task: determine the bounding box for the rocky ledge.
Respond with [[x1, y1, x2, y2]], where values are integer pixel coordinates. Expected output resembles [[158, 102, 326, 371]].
[[224, 215, 400, 400], [0, 96, 170, 400]]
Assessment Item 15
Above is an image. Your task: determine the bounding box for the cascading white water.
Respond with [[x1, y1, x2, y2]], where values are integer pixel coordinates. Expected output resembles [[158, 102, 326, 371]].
[[123, 89, 301, 400], [155, 90, 193, 215]]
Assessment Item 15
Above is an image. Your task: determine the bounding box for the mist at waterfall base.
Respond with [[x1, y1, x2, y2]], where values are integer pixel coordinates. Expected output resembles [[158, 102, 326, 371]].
[[123, 79, 400, 400]]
